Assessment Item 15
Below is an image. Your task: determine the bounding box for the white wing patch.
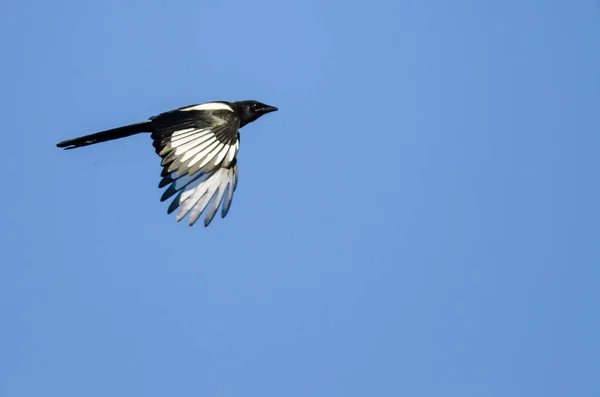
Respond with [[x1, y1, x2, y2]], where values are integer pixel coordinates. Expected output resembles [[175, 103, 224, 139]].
[[171, 128, 195, 138], [175, 163, 239, 227], [157, 125, 240, 226]]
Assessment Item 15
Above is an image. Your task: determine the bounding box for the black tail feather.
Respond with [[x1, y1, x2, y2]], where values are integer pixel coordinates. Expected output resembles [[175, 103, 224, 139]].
[[56, 121, 152, 150]]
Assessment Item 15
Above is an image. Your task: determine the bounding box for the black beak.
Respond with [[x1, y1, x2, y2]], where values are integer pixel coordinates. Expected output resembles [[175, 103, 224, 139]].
[[259, 105, 278, 114]]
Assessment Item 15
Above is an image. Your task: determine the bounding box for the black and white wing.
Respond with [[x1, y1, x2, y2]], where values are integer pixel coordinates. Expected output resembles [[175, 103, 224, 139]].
[[150, 103, 240, 227]]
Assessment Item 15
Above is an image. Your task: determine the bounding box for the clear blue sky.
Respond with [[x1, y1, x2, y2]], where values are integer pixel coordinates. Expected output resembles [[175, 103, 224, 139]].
[[1, 0, 599, 396]]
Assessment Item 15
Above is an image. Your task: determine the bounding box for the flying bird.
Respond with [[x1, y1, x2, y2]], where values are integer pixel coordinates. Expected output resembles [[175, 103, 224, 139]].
[[56, 100, 278, 227]]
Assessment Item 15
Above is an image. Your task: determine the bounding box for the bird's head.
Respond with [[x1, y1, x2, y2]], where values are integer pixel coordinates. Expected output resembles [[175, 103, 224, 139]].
[[234, 100, 278, 127]]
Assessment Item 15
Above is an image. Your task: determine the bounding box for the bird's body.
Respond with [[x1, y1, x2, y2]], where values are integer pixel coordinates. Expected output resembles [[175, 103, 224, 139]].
[[57, 100, 278, 226]]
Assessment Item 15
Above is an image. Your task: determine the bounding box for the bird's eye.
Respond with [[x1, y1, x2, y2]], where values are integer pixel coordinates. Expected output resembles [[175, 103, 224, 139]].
[[252, 103, 258, 108]]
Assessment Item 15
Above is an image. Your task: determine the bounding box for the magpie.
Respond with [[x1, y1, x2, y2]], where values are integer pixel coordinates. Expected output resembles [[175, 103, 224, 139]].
[[56, 100, 278, 227]]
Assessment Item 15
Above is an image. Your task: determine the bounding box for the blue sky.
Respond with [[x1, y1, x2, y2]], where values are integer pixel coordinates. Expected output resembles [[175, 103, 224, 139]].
[[1, 0, 599, 396]]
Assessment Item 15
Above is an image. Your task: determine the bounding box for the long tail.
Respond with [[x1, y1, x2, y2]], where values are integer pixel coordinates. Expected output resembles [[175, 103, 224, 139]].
[[56, 121, 152, 150]]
